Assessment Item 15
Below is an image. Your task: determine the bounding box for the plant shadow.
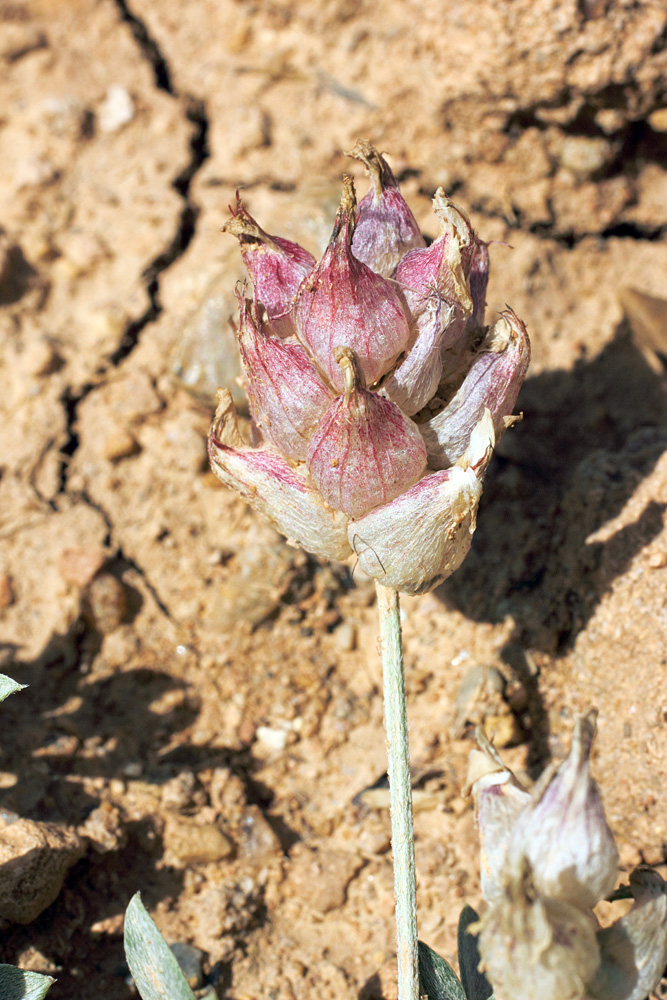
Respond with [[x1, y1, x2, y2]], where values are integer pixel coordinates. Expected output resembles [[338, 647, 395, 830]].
[[436, 321, 666, 766]]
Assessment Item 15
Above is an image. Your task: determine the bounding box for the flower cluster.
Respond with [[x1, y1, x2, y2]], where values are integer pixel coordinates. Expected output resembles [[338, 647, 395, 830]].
[[208, 141, 530, 594], [467, 713, 667, 1000]]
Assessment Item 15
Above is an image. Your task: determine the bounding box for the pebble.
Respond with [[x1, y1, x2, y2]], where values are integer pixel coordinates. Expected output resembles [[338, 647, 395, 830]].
[[255, 725, 287, 751], [169, 942, 205, 990], [58, 547, 108, 588], [78, 802, 125, 854], [22, 340, 62, 378], [82, 573, 128, 633], [161, 772, 198, 812], [648, 108, 667, 133], [101, 428, 141, 463], [0, 572, 14, 610], [0, 818, 84, 924], [334, 622, 357, 652], [286, 845, 364, 914], [558, 135, 614, 177], [98, 85, 134, 133], [163, 815, 235, 867], [648, 551, 667, 570], [238, 805, 282, 866]]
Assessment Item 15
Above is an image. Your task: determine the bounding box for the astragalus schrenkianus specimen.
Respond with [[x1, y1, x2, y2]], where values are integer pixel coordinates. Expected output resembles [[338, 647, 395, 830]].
[[209, 141, 530, 595]]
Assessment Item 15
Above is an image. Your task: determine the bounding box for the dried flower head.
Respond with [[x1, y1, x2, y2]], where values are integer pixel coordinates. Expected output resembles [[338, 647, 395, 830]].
[[209, 143, 530, 594], [468, 716, 667, 1000]]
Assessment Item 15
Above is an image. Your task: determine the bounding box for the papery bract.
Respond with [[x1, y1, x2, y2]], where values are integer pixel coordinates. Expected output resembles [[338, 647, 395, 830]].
[[347, 139, 425, 278], [223, 198, 315, 339], [208, 390, 351, 561], [294, 175, 411, 392], [306, 347, 426, 517], [513, 709, 619, 910], [590, 869, 667, 1000], [469, 238, 490, 329], [394, 190, 474, 334], [236, 292, 332, 461], [348, 410, 494, 594], [476, 859, 601, 1000], [467, 728, 532, 904], [421, 308, 531, 468]]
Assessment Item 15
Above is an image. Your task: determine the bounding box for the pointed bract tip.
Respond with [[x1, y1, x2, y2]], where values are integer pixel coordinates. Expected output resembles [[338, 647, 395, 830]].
[[210, 388, 244, 450], [457, 408, 495, 476], [345, 139, 397, 197], [222, 201, 278, 251], [331, 174, 358, 242], [432, 188, 474, 246]]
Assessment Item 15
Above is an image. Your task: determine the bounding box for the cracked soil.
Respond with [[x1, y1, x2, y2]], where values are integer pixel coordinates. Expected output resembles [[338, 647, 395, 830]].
[[1, 0, 667, 997]]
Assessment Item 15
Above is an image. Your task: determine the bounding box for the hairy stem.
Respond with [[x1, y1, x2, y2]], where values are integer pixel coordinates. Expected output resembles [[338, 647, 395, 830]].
[[376, 581, 419, 1000]]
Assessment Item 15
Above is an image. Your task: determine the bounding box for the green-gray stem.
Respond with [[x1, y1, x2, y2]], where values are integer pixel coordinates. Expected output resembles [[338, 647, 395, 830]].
[[376, 581, 419, 1000]]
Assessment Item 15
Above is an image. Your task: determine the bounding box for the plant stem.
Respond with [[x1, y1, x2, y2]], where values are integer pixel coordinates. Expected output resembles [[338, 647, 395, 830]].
[[375, 581, 419, 1000]]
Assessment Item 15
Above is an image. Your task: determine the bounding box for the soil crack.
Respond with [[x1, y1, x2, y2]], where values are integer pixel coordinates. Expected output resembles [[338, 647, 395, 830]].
[[55, 2, 210, 496]]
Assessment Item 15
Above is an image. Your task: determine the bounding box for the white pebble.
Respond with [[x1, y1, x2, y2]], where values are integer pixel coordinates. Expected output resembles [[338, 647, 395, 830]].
[[99, 85, 134, 133]]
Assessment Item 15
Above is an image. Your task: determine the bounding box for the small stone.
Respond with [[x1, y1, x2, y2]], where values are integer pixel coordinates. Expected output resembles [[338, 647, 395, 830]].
[[255, 725, 287, 751], [334, 622, 357, 651], [101, 429, 141, 463], [558, 136, 614, 177], [98, 85, 134, 133], [0, 573, 14, 610], [286, 845, 364, 914], [164, 815, 235, 867], [0, 24, 48, 62], [82, 573, 128, 633], [23, 340, 62, 378], [648, 109, 667, 133], [648, 551, 667, 569], [161, 772, 198, 812], [0, 818, 84, 924], [169, 942, 205, 990], [58, 547, 108, 588], [78, 802, 125, 853], [238, 805, 282, 867]]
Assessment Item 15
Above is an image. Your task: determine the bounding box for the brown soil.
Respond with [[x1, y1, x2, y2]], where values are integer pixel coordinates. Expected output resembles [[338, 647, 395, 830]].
[[1, 1, 666, 997]]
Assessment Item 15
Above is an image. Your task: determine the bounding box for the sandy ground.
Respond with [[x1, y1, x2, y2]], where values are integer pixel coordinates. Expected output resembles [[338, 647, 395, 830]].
[[1, 0, 666, 997]]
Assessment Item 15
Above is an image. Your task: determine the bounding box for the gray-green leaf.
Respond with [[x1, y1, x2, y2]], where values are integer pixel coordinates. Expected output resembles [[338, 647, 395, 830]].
[[0, 965, 54, 999], [457, 905, 494, 1000], [124, 893, 196, 1000], [0, 675, 26, 704], [418, 940, 466, 1000]]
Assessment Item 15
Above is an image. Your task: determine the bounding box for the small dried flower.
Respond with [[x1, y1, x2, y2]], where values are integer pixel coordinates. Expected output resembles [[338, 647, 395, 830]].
[[469, 710, 618, 910], [210, 142, 530, 594], [512, 709, 619, 909], [590, 868, 667, 1000], [475, 858, 601, 1000], [466, 727, 532, 903]]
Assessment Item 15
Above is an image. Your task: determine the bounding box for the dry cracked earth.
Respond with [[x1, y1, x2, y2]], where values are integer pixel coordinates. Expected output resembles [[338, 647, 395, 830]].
[[1, 0, 667, 998]]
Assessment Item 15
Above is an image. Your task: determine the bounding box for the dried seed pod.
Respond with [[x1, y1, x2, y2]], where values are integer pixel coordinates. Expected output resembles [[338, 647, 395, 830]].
[[476, 858, 601, 1000], [223, 197, 315, 339], [348, 409, 494, 593], [466, 727, 532, 903], [208, 390, 351, 562], [347, 139, 425, 278], [512, 709, 619, 909], [236, 292, 332, 460], [420, 308, 530, 469], [294, 176, 412, 391], [306, 347, 426, 517]]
